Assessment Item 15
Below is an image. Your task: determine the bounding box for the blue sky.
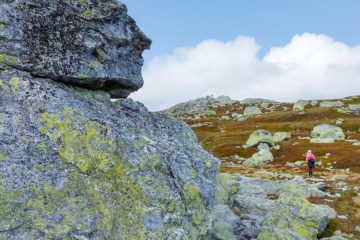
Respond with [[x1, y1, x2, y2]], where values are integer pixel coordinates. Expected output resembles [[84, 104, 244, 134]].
[[122, 0, 360, 110], [123, 0, 360, 64]]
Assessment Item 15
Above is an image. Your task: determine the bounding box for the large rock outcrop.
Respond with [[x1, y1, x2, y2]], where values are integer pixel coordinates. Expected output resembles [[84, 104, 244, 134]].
[[215, 174, 336, 240], [244, 129, 274, 148], [0, 1, 219, 239], [0, 0, 151, 98]]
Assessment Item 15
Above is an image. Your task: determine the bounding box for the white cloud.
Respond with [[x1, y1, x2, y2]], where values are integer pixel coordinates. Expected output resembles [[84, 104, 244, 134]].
[[131, 33, 360, 111]]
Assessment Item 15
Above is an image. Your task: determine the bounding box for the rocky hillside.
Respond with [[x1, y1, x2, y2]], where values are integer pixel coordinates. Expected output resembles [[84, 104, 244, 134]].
[[0, 1, 341, 239], [165, 95, 360, 239]]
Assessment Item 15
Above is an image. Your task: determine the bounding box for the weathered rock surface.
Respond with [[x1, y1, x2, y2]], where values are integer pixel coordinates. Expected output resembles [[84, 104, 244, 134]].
[[243, 149, 274, 166], [216, 174, 336, 240], [0, 68, 220, 239], [273, 131, 291, 142], [243, 106, 262, 116], [320, 101, 344, 108], [293, 100, 310, 111], [162, 96, 235, 118], [0, 1, 221, 239], [244, 129, 274, 148], [311, 124, 345, 143], [338, 104, 360, 115], [0, 0, 151, 98]]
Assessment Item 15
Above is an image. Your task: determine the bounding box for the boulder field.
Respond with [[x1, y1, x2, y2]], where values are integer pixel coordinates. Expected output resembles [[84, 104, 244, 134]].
[[164, 95, 360, 238]]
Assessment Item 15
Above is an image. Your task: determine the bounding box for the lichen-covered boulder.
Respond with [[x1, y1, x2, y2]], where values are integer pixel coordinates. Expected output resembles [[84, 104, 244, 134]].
[[273, 132, 291, 142], [244, 129, 274, 148], [243, 149, 274, 166], [0, 1, 222, 238], [0, 69, 220, 239], [210, 205, 240, 240], [311, 124, 345, 142], [227, 176, 335, 239], [257, 186, 336, 240], [243, 106, 262, 116], [293, 100, 310, 111], [0, 0, 151, 98]]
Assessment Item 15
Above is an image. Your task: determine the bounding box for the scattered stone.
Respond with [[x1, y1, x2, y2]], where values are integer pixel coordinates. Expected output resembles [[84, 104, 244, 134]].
[[319, 101, 344, 108], [231, 113, 248, 121], [311, 124, 345, 143], [272, 145, 280, 150], [298, 136, 311, 140], [220, 115, 231, 120], [330, 175, 348, 181], [337, 104, 360, 115], [257, 143, 270, 151], [243, 149, 274, 166], [273, 132, 291, 142], [243, 106, 262, 116], [244, 129, 274, 148], [311, 138, 335, 143], [293, 100, 310, 111], [286, 162, 295, 167], [335, 118, 344, 125], [311, 100, 319, 106], [294, 161, 305, 166]]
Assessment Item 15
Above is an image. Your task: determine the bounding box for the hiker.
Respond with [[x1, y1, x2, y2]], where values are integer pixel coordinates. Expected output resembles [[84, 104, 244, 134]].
[[306, 150, 315, 177]]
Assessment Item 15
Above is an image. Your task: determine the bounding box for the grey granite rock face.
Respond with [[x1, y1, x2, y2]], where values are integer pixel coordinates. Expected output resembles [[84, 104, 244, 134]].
[[0, 69, 219, 239], [0, 0, 151, 97], [0, 2, 221, 238]]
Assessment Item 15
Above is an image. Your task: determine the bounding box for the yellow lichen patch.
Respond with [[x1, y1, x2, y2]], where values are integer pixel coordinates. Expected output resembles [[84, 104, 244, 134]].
[[183, 183, 209, 230], [37, 141, 46, 151], [78, 73, 87, 80], [0, 23, 5, 29], [9, 77, 20, 94], [0, 186, 29, 232], [38, 109, 147, 239], [0, 152, 8, 161]]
